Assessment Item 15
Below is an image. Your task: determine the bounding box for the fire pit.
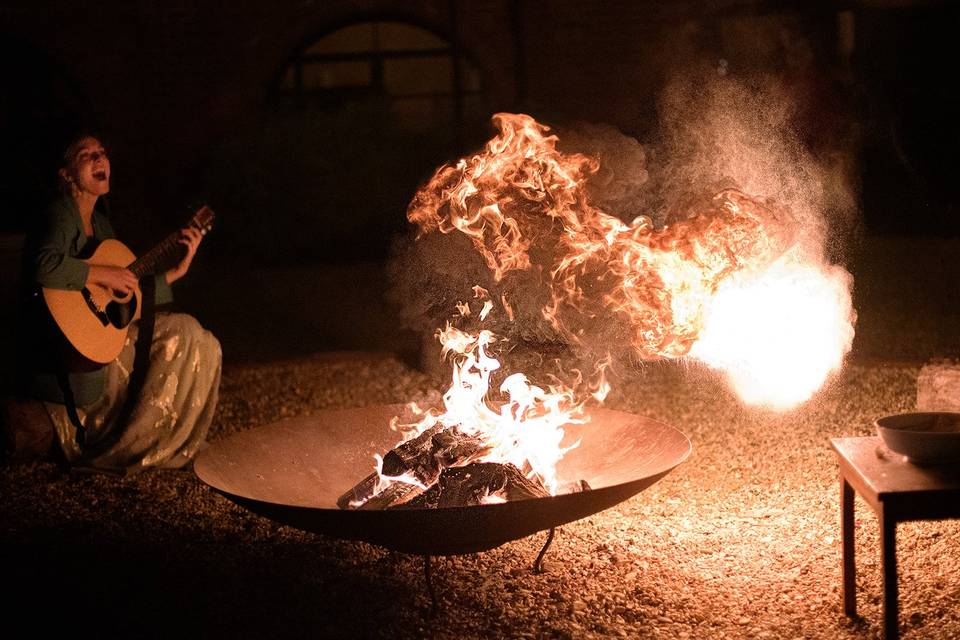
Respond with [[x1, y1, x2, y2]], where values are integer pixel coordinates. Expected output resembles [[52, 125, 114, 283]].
[[194, 403, 690, 556]]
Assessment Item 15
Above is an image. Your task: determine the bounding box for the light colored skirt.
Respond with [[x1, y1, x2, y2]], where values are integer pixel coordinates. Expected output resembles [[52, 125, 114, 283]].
[[46, 312, 221, 475]]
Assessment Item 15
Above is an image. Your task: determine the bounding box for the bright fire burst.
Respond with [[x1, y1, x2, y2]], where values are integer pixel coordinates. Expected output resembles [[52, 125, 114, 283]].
[[361, 112, 855, 505], [689, 251, 856, 410]]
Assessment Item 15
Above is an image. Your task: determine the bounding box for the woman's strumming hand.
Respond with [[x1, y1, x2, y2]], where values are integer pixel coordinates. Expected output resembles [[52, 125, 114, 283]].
[[87, 264, 138, 295]]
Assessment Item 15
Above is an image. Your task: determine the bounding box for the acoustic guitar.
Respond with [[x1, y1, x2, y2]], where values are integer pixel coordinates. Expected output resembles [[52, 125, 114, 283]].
[[42, 206, 215, 365]]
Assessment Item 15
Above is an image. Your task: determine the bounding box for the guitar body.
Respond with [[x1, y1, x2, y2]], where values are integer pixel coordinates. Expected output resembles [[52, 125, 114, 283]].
[[38, 205, 213, 367], [42, 239, 143, 365]]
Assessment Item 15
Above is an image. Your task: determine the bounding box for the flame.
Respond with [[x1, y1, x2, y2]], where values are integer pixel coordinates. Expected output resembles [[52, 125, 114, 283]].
[[689, 251, 855, 409], [356, 113, 856, 507], [414, 325, 586, 495], [545, 187, 797, 359], [349, 453, 429, 508], [408, 113, 591, 281], [354, 321, 587, 506], [479, 300, 494, 320], [407, 112, 853, 405]]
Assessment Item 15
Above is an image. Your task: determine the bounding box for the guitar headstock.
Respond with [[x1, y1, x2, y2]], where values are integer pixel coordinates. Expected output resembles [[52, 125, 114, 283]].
[[188, 205, 216, 236]]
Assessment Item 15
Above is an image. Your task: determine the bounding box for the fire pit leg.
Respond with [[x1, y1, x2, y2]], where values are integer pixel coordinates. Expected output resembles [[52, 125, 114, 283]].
[[423, 555, 438, 617], [533, 527, 556, 573]]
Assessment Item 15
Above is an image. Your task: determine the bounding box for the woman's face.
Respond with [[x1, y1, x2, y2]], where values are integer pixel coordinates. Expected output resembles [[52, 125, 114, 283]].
[[63, 137, 111, 198]]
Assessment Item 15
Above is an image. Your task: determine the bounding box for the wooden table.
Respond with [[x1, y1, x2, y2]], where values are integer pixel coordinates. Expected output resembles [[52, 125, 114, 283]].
[[831, 437, 960, 639]]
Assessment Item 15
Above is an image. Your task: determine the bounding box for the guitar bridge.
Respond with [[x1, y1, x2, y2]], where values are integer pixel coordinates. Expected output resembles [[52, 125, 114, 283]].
[[82, 287, 111, 327]]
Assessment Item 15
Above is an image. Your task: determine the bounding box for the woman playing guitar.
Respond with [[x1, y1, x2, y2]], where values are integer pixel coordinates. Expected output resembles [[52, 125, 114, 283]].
[[20, 133, 221, 474]]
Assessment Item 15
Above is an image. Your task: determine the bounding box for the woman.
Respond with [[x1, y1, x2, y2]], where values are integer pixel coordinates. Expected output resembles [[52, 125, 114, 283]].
[[21, 134, 221, 474]]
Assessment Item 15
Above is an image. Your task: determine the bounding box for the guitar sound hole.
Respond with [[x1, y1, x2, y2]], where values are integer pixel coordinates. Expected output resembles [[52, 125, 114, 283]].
[[106, 297, 137, 329]]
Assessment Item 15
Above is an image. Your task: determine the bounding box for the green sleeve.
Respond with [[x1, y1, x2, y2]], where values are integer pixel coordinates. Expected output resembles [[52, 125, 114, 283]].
[[30, 205, 90, 291]]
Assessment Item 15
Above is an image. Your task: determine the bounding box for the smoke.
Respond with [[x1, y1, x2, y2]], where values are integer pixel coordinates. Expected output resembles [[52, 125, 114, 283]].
[[554, 122, 654, 226], [646, 70, 858, 261]]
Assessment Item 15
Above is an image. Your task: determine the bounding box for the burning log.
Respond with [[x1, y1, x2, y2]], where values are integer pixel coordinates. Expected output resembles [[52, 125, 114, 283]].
[[559, 479, 592, 494], [337, 424, 492, 510], [349, 480, 423, 511], [338, 423, 594, 510], [383, 425, 490, 483], [391, 462, 550, 510], [337, 473, 379, 509]]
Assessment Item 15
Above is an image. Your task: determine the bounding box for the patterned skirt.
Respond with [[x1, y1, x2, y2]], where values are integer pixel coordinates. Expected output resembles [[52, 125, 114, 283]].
[[46, 312, 221, 475]]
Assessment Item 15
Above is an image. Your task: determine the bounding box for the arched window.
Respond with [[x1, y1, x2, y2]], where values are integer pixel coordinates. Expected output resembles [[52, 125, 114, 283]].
[[209, 20, 487, 264], [273, 20, 484, 132]]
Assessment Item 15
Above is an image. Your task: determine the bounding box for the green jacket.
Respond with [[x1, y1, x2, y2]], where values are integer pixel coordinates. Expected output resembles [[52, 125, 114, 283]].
[[22, 195, 173, 405]]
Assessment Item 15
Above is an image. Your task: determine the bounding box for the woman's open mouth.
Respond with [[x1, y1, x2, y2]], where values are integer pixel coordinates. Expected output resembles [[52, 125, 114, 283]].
[[93, 170, 108, 181]]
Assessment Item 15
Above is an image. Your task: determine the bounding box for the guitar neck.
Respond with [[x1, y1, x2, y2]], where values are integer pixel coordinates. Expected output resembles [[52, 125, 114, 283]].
[[125, 205, 214, 278], [128, 230, 183, 278]]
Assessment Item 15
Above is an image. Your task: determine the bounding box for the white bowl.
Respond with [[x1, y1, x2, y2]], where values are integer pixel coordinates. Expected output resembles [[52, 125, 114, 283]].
[[875, 412, 960, 465]]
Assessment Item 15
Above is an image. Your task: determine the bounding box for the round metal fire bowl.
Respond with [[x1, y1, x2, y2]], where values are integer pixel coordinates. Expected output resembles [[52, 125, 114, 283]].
[[195, 404, 691, 556]]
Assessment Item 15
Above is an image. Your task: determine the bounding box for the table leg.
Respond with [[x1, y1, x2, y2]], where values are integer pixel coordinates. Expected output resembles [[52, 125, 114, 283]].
[[841, 475, 856, 617], [879, 505, 899, 640]]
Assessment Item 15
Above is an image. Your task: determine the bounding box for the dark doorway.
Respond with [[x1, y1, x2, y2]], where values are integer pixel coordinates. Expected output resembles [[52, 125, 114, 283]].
[[203, 19, 488, 266]]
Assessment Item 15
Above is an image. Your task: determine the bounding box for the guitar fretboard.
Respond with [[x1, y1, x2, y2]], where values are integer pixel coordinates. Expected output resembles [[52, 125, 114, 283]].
[[128, 231, 185, 278], [126, 206, 213, 278]]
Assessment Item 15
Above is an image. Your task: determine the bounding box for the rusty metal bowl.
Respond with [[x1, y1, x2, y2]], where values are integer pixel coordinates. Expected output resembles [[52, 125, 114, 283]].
[[195, 404, 690, 555]]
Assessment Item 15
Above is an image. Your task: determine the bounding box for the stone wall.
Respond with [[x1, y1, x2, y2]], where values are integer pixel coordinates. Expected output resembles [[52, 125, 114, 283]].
[[1, 1, 821, 242]]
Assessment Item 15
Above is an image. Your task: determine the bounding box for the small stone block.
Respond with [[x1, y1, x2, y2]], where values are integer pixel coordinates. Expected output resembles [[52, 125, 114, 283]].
[[917, 361, 960, 411], [1, 395, 55, 460]]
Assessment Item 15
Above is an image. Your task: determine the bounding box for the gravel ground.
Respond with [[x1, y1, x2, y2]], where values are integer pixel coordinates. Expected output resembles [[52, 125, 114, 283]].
[[2, 352, 958, 639]]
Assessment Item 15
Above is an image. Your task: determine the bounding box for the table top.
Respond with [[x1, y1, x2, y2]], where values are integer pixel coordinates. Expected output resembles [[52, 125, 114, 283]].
[[831, 437, 960, 502]]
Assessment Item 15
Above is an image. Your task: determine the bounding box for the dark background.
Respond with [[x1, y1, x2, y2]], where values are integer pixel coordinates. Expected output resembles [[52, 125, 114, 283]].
[[1, 6, 958, 637], [1, 0, 957, 367]]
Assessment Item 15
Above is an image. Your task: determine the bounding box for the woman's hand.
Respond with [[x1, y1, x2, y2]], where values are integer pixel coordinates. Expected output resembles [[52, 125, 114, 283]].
[[87, 264, 138, 295], [165, 226, 205, 284]]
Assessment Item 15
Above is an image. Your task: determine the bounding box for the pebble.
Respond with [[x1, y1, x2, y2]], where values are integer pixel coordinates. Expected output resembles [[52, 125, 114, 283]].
[[4, 358, 959, 639]]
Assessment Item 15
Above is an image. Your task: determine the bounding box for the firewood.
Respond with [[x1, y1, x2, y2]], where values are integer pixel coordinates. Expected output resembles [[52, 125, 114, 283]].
[[380, 424, 445, 479], [338, 473, 427, 511], [559, 479, 592, 494], [337, 473, 424, 511], [339, 425, 493, 509], [431, 462, 549, 508], [381, 425, 491, 484], [391, 483, 441, 510], [337, 472, 379, 510], [354, 480, 424, 511], [429, 427, 491, 468], [389, 462, 548, 510]]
